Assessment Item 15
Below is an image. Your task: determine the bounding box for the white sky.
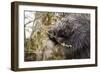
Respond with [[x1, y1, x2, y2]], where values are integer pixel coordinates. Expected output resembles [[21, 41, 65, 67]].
[[24, 11, 35, 38]]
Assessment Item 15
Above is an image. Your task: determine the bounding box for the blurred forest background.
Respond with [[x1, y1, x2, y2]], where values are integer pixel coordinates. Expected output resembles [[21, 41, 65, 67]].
[[24, 11, 69, 61]]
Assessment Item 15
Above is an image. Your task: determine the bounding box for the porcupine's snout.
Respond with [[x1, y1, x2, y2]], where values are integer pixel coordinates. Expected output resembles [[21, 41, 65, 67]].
[[48, 30, 58, 44]]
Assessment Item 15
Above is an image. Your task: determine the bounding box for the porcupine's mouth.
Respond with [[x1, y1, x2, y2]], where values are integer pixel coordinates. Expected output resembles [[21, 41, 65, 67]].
[[48, 31, 72, 48], [48, 34, 58, 45]]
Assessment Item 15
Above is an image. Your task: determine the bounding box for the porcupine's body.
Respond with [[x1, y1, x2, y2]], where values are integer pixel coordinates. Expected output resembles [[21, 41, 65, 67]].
[[48, 13, 90, 59]]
